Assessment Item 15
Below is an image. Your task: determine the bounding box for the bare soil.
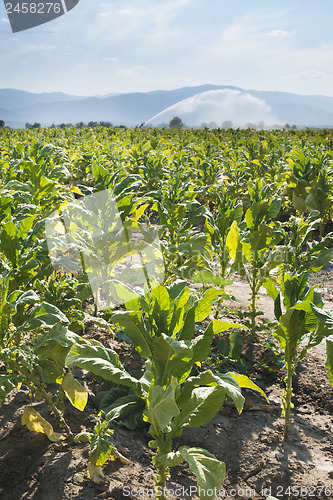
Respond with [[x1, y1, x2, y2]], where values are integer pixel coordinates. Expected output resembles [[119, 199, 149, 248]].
[[1, 269, 333, 500]]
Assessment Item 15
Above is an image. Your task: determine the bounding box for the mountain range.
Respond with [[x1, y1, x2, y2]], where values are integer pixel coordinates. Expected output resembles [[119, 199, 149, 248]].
[[1, 84, 333, 128]]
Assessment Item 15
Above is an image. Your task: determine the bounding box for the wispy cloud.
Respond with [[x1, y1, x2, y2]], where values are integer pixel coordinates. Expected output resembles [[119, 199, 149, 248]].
[[265, 29, 289, 38], [117, 66, 146, 77], [1, 0, 333, 96]]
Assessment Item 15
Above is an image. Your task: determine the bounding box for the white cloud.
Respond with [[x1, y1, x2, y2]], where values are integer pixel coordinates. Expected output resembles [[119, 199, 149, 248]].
[[0, 17, 9, 23], [118, 9, 132, 15], [117, 65, 146, 77], [265, 29, 289, 38], [21, 44, 57, 53], [284, 70, 329, 81]]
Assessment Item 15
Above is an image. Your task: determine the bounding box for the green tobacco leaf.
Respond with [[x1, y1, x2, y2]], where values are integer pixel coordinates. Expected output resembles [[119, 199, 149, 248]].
[[111, 311, 152, 358], [152, 333, 193, 385], [308, 246, 333, 272], [263, 280, 282, 320], [89, 433, 113, 467], [179, 446, 226, 499], [66, 338, 143, 395], [194, 288, 223, 322], [167, 280, 187, 301], [157, 446, 226, 499], [282, 272, 309, 309], [326, 337, 333, 386], [35, 325, 77, 383], [103, 393, 145, 430], [10, 290, 39, 308], [0, 221, 20, 266], [0, 374, 19, 404], [207, 319, 245, 335], [274, 308, 306, 356], [143, 379, 180, 434], [228, 330, 243, 360], [172, 386, 226, 436], [182, 370, 245, 414], [191, 320, 245, 368], [192, 269, 232, 287], [311, 304, 333, 330], [22, 302, 69, 330], [292, 192, 306, 213], [156, 450, 184, 468], [62, 372, 88, 411], [150, 285, 172, 335]]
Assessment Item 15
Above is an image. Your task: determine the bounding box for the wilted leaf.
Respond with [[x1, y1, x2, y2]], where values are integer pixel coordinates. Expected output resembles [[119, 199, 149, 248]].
[[87, 463, 105, 484], [21, 407, 64, 442]]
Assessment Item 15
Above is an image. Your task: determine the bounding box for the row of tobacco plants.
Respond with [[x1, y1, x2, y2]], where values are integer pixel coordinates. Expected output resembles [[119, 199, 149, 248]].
[[0, 125, 333, 498]]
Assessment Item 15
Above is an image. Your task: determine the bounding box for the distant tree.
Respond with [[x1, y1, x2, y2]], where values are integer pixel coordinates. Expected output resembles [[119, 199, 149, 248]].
[[88, 121, 98, 128], [76, 122, 85, 128], [208, 121, 217, 129], [31, 122, 41, 129], [25, 123, 31, 129], [169, 116, 184, 129], [222, 120, 233, 129], [0, 120, 5, 128], [99, 121, 112, 127]]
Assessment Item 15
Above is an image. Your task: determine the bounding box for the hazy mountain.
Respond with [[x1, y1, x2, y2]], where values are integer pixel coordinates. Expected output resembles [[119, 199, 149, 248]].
[[1, 84, 333, 128]]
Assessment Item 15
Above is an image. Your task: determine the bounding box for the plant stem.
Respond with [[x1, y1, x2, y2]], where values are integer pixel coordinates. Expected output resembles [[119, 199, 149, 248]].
[[283, 369, 293, 440], [155, 448, 168, 500], [250, 266, 257, 337]]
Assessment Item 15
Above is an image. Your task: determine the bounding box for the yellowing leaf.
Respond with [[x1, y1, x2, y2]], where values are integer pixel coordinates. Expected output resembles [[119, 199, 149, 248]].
[[228, 373, 269, 403], [226, 221, 240, 261], [71, 186, 84, 195], [87, 463, 105, 484], [21, 407, 64, 442], [132, 203, 149, 221], [62, 372, 88, 411]]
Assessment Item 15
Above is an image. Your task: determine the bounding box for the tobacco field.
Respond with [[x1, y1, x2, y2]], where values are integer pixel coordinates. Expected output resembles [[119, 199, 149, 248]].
[[0, 125, 333, 500]]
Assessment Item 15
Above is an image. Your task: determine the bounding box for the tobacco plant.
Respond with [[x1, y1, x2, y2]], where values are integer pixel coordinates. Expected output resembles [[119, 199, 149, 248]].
[[272, 215, 333, 277], [66, 281, 267, 498], [264, 271, 333, 439], [0, 256, 87, 439], [229, 195, 283, 335], [205, 190, 243, 280], [151, 172, 212, 280]]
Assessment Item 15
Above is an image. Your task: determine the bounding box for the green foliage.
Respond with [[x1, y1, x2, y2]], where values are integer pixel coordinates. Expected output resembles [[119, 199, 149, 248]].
[[264, 272, 333, 438], [2, 124, 333, 492], [229, 192, 283, 335], [67, 282, 265, 498], [75, 419, 130, 483]]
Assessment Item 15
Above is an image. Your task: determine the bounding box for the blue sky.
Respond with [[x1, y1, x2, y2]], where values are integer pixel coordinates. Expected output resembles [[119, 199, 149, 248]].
[[1, 0, 333, 96]]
